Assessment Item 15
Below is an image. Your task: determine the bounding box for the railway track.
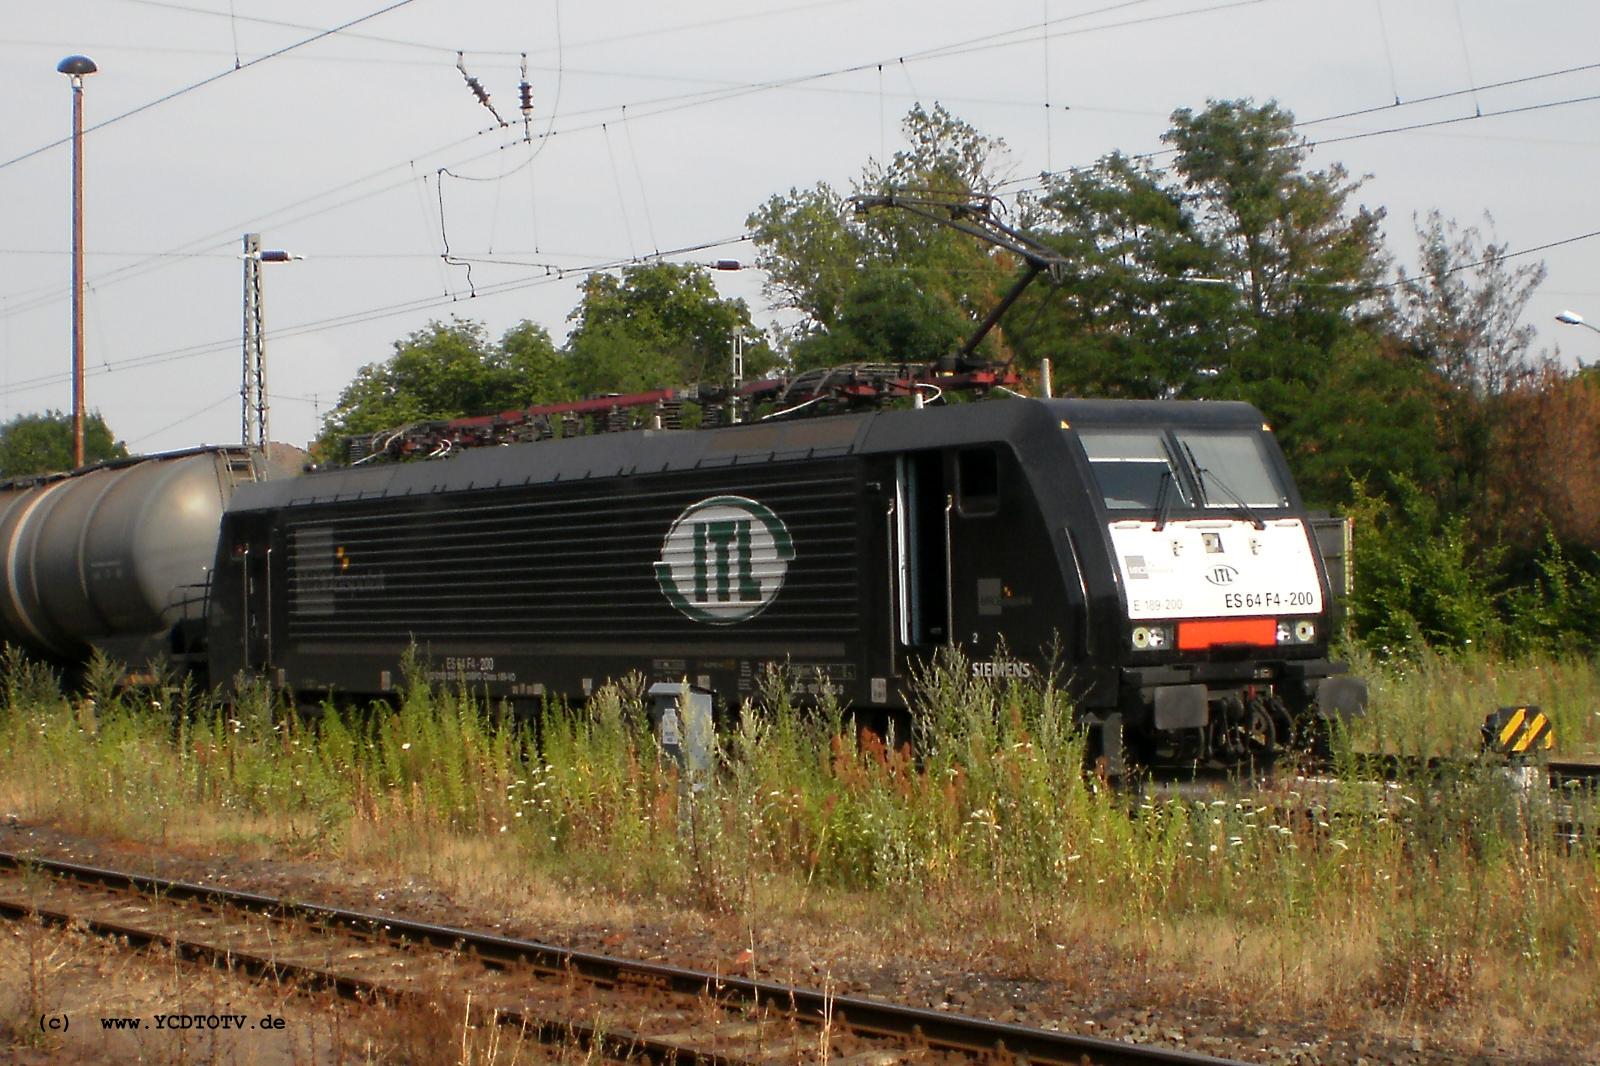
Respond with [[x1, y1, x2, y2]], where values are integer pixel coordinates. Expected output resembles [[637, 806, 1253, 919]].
[[0, 849, 1242, 1066], [1139, 752, 1599, 848], [1341, 753, 1600, 790]]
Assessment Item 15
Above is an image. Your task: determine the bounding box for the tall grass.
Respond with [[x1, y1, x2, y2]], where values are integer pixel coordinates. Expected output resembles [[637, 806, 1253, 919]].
[[0, 644, 1596, 1037], [1344, 644, 1600, 756]]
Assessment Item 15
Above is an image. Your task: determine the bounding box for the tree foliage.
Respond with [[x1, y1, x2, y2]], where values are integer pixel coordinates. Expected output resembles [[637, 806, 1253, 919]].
[[565, 261, 773, 393], [1348, 479, 1500, 654], [1010, 100, 1411, 509], [0, 410, 126, 477], [317, 319, 566, 451], [313, 97, 1600, 659], [1397, 211, 1545, 398], [318, 263, 768, 455], [748, 104, 1014, 368]]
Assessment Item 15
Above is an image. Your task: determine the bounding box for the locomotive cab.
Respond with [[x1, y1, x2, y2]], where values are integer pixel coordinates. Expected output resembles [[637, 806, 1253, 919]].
[[1052, 399, 1366, 770]]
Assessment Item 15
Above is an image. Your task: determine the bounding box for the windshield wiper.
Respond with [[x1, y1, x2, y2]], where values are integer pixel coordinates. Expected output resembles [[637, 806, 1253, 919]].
[[1152, 466, 1174, 531], [1181, 442, 1265, 530]]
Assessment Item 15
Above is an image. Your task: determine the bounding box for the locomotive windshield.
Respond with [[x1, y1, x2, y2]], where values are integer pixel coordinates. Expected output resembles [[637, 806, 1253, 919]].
[[1173, 429, 1290, 509], [1078, 427, 1288, 513], [1078, 430, 1191, 510]]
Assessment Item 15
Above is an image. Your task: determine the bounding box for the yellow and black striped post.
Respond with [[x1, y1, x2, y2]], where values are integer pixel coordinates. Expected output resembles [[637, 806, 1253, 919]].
[[1482, 705, 1554, 757]]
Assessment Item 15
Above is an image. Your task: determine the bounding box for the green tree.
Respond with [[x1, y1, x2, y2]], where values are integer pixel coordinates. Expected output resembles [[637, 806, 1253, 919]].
[[1394, 211, 1547, 521], [564, 261, 773, 393], [748, 103, 1014, 365], [790, 270, 969, 370], [1015, 151, 1226, 397], [1020, 99, 1387, 395], [1013, 100, 1414, 508], [317, 318, 567, 451], [1348, 479, 1500, 655], [0, 410, 126, 477], [501, 320, 570, 406]]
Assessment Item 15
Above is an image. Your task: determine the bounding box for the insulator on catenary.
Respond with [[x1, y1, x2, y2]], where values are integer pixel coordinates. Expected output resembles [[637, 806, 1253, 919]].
[[519, 52, 533, 117], [456, 51, 505, 125]]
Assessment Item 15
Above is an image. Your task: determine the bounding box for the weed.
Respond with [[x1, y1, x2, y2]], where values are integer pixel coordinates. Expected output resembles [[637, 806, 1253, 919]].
[[0, 641, 1596, 1045]]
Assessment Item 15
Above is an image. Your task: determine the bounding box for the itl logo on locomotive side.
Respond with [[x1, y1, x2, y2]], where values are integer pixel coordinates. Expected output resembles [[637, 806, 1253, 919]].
[[656, 496, 795, 625]]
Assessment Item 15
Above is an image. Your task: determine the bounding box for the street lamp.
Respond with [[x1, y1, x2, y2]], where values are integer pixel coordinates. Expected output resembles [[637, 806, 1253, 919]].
[[1556, 310, 1600, 336], [240, 235, 302, 457], [58, 54, 97, 468]]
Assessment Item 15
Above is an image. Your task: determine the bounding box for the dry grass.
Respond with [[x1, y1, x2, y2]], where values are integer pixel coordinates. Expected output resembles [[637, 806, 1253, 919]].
[[0, 645, 1597, 1059], [0, 912, 576, 1065], [1346, 644, 1600, 756]]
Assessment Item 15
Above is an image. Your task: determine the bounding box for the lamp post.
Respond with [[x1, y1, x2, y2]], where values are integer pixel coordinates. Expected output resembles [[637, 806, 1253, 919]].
[[240, 236, 302, 458], [58, 54, 97, 468], [1556, 310, 1600, 337]]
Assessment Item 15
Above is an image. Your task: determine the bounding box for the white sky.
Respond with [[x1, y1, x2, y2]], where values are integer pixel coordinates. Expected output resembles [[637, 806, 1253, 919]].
[[3, 0, 1598, 454]]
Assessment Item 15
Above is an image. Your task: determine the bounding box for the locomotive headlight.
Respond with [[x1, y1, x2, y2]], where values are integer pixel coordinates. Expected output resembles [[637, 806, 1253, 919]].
[[1295, 619, 1317, 643], [1130, 624, 1172, 651], [1276, 621, 1294, 645]]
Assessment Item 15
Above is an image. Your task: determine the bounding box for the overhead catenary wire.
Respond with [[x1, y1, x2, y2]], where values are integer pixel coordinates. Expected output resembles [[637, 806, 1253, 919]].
[[1303, 91, 1600, 150], [621, 107, 660, 256], [0, 123, 499, 317], [0, 0, 1353, 317], [1367, 227, 1600, 293], [226, 0, 241, 70], [7, 207, 1599, 410], [1373, 0, 1400, 106], [436, 168, 477, 298], [114, 0, 849, 62], [0, 233, 755, 401], [1003, 73, 1600, 200], [527, 0, 564, 165], [0, 0, 568, 320], [0, 0, 422, 174], [126, 391, 236, 446], [601, 123, 638, 259], [1297, 58, 1600, 130], [4, 0, 1592, 333], [6, 36, 1591, 331], [1453, 0, 1482, 118], [2, 0, 1249, 282]]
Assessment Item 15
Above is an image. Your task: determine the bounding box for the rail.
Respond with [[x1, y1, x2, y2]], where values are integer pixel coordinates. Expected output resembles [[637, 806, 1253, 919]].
[[0, 849, 1243, 1066]]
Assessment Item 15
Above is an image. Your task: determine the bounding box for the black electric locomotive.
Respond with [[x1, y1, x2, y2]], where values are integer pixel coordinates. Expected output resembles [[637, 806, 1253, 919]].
[[193, 393, 1362, 769], [0, 197, 1367, 770]]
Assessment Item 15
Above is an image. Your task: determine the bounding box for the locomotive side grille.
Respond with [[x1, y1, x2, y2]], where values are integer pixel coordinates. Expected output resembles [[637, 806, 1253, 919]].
[[282, 468, 863, 642]]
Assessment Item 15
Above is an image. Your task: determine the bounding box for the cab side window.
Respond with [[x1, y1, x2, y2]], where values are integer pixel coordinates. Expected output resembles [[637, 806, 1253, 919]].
[[956, 448, 999, 516]]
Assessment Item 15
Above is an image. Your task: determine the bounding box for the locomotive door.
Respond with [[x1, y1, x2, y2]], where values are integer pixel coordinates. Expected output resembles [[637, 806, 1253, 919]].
[[895, 452, 950, 647], [233, 516, 273, 672], [896, 447, 1011, 662]]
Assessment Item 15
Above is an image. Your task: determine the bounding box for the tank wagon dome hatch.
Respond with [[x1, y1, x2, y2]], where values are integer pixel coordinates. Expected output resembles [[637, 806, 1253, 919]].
[[0, 443, 303, 671]]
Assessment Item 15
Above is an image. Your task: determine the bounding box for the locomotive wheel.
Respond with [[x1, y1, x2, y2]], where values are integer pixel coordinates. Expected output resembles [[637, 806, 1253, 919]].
[[1236, 700, 1278, 773], [1244, 701, 1275, 752]]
